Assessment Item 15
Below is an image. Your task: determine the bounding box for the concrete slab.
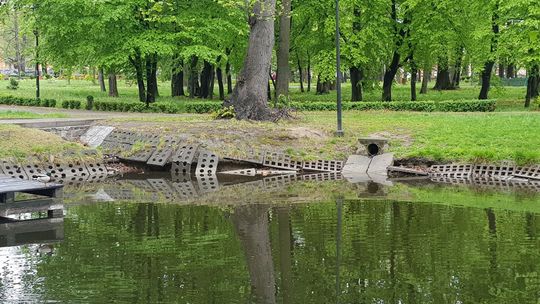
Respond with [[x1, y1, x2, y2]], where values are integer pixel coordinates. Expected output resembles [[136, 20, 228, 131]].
[[367, 153, 394, 175], [342, 155, 371, 173], [80, 126, 115, 148]]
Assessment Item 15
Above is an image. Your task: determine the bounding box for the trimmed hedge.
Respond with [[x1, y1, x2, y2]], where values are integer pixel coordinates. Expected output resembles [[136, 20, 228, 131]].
[[0, 95, 57, 108], [0, 94, 496, 113], [289, 100, 496, 112]]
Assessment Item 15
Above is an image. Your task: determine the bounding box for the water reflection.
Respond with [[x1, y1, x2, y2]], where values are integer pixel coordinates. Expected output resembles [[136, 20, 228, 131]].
[[0, 176, 539, 303]]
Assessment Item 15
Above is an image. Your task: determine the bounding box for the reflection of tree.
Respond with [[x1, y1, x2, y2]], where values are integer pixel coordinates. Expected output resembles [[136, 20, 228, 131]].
[[232, 205, 276, 304], [277, 207, 293, 304]]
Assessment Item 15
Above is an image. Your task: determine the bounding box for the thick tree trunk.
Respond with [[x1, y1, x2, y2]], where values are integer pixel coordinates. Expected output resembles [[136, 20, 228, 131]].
[[350, 66, 363, 102], [276, 0, 291, 97], [232, 205, 276, 304], [108, 72, 119, 97], [434, 60, 453, 90], [382, 51, 400, 101], [189, 56, 199, 98], [420, 67, 430, 94], [479, 6, 499, 100], [525, 64, 540, 108], [498, 63, 505, 79], [129, 51, 146, 102], [297, 53, 304, 93], [98, 68, 106, 92], [226, 63, 233, 95], [230, 0, 276, 120]]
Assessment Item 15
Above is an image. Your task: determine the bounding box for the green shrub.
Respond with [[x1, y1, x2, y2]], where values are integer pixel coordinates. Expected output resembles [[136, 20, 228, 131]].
[[289, 100, 496, 112], [86, 95, 94, 110], [61, 100, 70, 109], [7, 78, 19, 90], [185, 102, 222, 113], [39, 99, 56, 107], [0, 95, 57, 108], [211, 106, 235, 119]]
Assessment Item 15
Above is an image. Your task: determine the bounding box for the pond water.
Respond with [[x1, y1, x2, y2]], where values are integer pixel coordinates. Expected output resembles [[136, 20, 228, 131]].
[[0, 175, 539, 303]]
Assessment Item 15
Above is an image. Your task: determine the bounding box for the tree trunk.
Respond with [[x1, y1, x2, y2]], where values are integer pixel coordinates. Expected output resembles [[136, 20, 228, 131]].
[[434, 59, 453, 90], [420, 67, 429, 94], [525, 64, 540, 108], [231, 0, 276, 120], [297, 53, 304, 93], [307, 52, 312, 92], [189, 56, 199, 98], [479, 5, 499, 100], [171, 57, 185, 97], [145, 53, 158, 104], [451, 47, 464, 88], [411, 63, 417, 101], [382, 52, 400, 101], [108, 72, 119, 97], [232, 205, 276, 304], [199, 60, 213, 99], [98, 68, 106, 92], [276, 0, 292, 97], [506, 64, 515, 79], [226, 61, 233, 95], [498, 62, 505, 79], [350, 66, 363, 102], [216, 65, 225, 100], [129, 50, 146, 102]]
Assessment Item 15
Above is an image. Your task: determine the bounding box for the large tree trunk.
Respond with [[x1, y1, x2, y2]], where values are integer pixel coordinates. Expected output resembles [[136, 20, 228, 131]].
[[188, 56, 199, 98], [108, 72, 119, 97], [350, 66, 363, 102], [171, 57, 185, 97], [231, 0, 276, 120], [479, 6, 499, 100], [276, 0, 292, 97], [98, 67, 106, 92], [420, 67, 430, 94], [434, 58, 453, 90], [498, 62, 505, 79], [506, 64, 515, 79], [525, 64, 540, 108], [297, 53, 304, 93], [232, 205, 276, 304], [129, 50, 146, 102]]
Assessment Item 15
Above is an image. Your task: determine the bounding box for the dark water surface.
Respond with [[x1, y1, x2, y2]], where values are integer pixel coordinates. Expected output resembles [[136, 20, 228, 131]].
[[0, 178, 539, 303]]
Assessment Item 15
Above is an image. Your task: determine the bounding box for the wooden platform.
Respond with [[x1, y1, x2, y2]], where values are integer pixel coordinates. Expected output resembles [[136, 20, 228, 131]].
[[0, 175, 63, 203]]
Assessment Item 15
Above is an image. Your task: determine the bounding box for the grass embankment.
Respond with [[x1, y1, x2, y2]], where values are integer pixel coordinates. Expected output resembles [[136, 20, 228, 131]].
[[0, 124, 88, 161], [0, 79, 534, 112], [109, 110, 540, 165], [0, 110, 67, 119]]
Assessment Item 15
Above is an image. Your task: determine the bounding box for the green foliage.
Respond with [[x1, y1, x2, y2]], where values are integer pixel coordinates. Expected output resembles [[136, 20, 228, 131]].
[[85, 95, 94, 110], [7, 78, 19, 90], [290, 100, 496, 112], [61, 100, 82, 109], [211, 106, 236, 120], [0, 95, 56, 107]]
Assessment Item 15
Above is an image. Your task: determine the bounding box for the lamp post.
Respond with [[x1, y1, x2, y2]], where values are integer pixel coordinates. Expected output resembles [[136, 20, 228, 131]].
[[335, 0, 343, 136], [32, 4, 40, 99]]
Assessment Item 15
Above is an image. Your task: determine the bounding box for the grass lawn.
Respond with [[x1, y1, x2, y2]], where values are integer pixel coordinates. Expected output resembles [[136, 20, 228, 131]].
[[107, 110, 540, 165], [0, 79, 535, 112], [0, 110, 67, 119], [0, 124, 85, 161]]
